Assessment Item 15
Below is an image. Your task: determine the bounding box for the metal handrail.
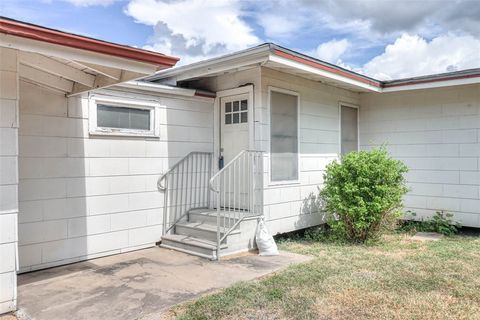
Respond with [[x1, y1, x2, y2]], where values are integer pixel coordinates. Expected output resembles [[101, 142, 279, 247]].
[[208, 150, 250, 193], [209, 150, 264, 259], [158, 151, 213, 235]]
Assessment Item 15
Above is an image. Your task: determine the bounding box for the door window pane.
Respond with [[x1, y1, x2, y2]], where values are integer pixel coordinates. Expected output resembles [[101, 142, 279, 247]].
[[341, 105, 358, 155], [232, 113, 240, 124], [241, 100, 248, 110], [97, 105, 150, 130], [240, 112, 248, 123], [225, 99, 248, 125], [270, 91, 298, 181], [233, 101, 239, 112]]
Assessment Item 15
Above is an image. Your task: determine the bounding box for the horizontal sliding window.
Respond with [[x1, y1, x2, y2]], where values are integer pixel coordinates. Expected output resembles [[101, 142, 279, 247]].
[[89, 98, 160, 137], [97, 105, 150, 130]]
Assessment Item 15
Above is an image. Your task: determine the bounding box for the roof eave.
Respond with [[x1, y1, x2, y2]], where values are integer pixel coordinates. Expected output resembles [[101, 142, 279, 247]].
[[0, 17, 179, 68], [146, 44, 273, 82]]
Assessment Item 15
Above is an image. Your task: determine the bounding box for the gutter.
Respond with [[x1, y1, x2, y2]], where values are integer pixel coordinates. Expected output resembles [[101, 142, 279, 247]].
[[382, 70, 480, 88], [269, 44, 381, 88], [116, 81, 215, 98]]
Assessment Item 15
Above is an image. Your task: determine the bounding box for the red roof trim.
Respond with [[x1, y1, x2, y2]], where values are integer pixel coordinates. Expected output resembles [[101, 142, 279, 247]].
[[273, 49, 381, 88], [383, 73, 480, 88], [0, 18, 179, 67]]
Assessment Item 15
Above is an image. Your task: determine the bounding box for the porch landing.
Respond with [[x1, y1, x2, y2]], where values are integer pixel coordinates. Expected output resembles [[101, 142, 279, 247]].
[[16, 247, 310, 320]]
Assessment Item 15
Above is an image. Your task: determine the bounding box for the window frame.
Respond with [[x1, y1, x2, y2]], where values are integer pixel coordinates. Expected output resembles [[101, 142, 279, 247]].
[[268, 86, 300, 186], [338, 102, 360, 155], [89, 96, 161, 138], [224, 99, 249, 125]]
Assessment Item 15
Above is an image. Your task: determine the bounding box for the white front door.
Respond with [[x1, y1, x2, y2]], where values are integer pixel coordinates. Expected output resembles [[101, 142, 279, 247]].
[[220, 94, 250, 164], [219, 93, 250, 209]]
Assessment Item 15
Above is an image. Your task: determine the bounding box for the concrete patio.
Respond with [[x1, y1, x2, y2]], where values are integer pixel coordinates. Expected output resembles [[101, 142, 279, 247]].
[[15, 247, 310, 320]]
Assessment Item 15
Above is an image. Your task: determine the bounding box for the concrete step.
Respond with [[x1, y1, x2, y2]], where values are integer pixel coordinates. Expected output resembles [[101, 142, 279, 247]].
[[175, 221, 240, 242], [160, 234, 227, 260], [188, 208, 241, 226]]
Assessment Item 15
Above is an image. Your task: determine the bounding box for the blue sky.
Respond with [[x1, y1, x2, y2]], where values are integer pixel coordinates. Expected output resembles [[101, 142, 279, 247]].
[[1, 0, 479, 80]]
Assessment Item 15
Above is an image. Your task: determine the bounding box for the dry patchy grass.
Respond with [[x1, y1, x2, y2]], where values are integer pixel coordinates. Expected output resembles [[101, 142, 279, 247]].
[[169, 233, 480, 320]]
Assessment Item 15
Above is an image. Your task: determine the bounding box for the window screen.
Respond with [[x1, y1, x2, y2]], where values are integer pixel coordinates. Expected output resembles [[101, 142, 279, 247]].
[[341, 105, 358, 155], [270, 91, 298, 181], [97, 104, 150, 131]]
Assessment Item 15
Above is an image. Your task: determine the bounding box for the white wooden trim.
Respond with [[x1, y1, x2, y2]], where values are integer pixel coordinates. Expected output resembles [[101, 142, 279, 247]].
[[338, 101, 360, 154], [154, 45, 270, 80], [88, 95, 161, 138], [0, 33, 157, 75], [382, 77, 480, 92], [268, 54, 381, 93], [267, 86, 301, 186], [75, 61, 122, 80], [19, 51, 96, 87], [116, 81, 199, 97], [19, 64, 74, 93]]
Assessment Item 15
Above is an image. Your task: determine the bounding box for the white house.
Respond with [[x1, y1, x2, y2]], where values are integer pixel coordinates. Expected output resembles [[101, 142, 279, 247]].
[[1, 18, 480, 315], [0, 17, 180, 314]]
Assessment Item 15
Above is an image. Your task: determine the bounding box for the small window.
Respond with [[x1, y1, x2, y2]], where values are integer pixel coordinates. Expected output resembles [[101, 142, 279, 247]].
[[97, 105, 150, 130], [224, 99, 248, 124], [89, 98, 160, 137]]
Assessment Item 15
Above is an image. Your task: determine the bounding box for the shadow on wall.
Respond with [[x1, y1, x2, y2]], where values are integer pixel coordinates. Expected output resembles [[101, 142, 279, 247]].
[[18, 81, 88, 273], [161, 93, 215, 233], [17, 84, 217, 275], [293, 191, 327, 231]]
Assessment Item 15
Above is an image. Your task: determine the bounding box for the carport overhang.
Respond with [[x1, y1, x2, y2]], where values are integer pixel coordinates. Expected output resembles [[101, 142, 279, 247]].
[[0, 17, 179, 96], [0, 16, 179, 316]]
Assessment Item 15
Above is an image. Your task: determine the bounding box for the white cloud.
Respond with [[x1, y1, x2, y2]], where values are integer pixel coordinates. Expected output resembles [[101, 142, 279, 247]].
[[361, 34, 480, 80], [298, 0, 480, 38], [315, 39, 350, 64], [257, 14, 300, 39], [125, 0, 259, 63], [64, 0, 116, 6]]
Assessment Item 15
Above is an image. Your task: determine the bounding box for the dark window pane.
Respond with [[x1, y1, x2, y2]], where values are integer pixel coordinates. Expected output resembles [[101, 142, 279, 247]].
[[241, 112, 248, 123], [97, 104, 150, 130], [233, 101, 239, 112], [129, 108, 150, 130], [341, 105, 358, 155], [241, 100, 248, 110], [225, 114, 232, 124], [225, 102, 232, 113], [232, 113, 239, 123]]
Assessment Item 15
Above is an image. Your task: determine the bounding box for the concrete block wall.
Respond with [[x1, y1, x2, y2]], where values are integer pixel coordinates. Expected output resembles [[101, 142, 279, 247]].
[[17, 83, 214, 272], [360, 84, 480, 227], [0, 47, 19, 314]]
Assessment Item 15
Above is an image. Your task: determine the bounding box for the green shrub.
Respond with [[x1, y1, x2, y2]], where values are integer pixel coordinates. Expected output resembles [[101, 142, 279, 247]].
[[400, 210, 461, 236], [320, 147, 409, 243]]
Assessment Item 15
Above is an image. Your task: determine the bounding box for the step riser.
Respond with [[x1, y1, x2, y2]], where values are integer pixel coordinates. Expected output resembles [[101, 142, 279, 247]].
[[161, 239, 215, 258], [176, 225, 224, 242], [189, 213, 239, 226]]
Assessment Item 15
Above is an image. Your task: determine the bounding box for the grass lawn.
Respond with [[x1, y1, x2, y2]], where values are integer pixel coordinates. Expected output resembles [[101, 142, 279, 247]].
[[167, 231, 480, 320]]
